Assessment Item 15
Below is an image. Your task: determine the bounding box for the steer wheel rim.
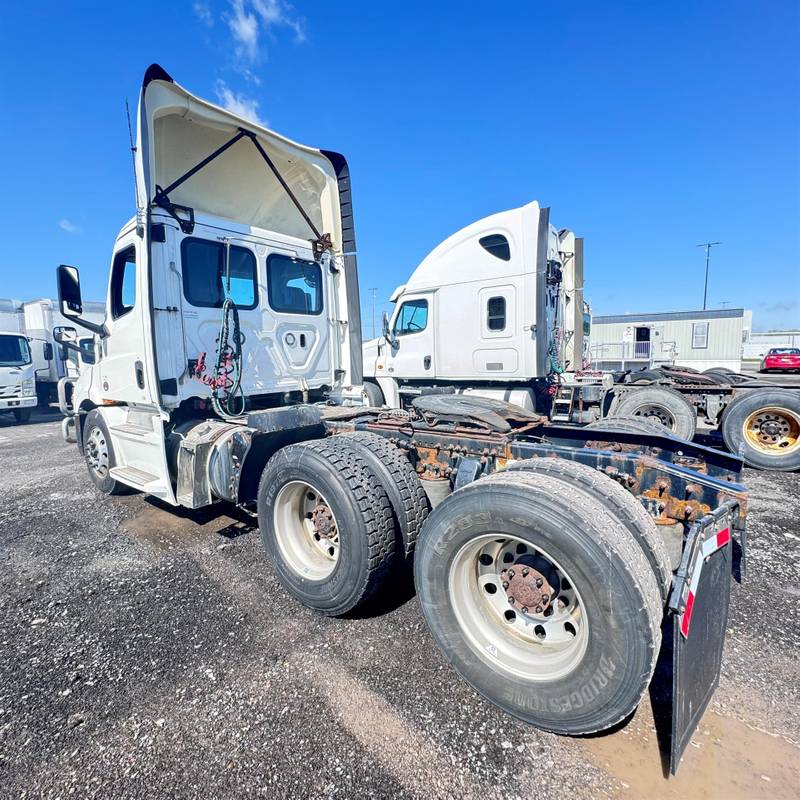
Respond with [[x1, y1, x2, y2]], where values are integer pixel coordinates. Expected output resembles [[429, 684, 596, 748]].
[[632, 404, 674, 430], [273, 481, 340, 580], [86, 426, 110, 478], [449, 534, 589, 681], [742, 407, 800, 455]]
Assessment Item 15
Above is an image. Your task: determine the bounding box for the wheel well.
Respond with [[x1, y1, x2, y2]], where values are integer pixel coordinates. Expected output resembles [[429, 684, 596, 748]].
[[236, 424, 327, 504]]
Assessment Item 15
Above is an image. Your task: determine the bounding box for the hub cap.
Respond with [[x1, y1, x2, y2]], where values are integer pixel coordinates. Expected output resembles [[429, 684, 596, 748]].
[[449, 535, 588, 681], [85, 426, 110, 478], [273, 481, 340, 580], [743, 407, 800, 455]]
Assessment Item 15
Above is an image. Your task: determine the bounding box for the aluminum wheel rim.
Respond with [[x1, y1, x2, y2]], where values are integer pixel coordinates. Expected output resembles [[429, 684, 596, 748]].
[[632, 404, 674, 430], [449, 534, 589, 681], [86, 426, 110, 478], [743, 406, 800, 455], [273, 480, 340, 580]]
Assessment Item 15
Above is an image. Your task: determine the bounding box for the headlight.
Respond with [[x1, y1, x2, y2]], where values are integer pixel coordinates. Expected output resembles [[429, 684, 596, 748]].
[[22, 378, 35, 395]]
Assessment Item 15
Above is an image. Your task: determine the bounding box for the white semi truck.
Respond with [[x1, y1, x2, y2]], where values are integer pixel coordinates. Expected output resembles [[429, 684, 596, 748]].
[[362, 209, 800, 471], [56, 65, 751, 773], [0, 299, 38, 423]]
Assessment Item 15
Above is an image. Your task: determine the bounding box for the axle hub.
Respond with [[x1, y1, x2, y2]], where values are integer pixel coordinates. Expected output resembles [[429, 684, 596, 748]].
[[500, 563, 554, 614], [311, 503, 336, 539]]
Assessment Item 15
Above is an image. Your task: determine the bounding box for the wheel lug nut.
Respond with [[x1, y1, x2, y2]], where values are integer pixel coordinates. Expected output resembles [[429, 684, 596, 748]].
[[536, 578, 543, 588], [535, 606, 543, 614], [522, 568, 529, 577], [502, 581, 509, 590], [541, 594, 549, 604], [521, 606, 528, 614], [508, 596, 515, 605], [508, 569, 515, 578]]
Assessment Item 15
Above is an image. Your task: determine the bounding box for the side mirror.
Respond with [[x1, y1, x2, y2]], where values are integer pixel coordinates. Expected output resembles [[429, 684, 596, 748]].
[[54, 326, 78, 346], [43, 342, 54, 361], [382, 311, 398, 348], [57, 265, 83, 318]]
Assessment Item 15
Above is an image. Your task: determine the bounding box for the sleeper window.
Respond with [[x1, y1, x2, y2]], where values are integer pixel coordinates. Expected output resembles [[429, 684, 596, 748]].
[[181, 238, 258, 309], [110, 247, 137, 319], [394, 299, 428, 336], [487, 297, 506, 331], [479, 234, 511, 261], [267, 255, 322, 315]]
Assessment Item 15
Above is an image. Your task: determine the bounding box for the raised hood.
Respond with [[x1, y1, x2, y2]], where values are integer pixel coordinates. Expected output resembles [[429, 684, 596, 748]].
[[136, 65, 343, 250]]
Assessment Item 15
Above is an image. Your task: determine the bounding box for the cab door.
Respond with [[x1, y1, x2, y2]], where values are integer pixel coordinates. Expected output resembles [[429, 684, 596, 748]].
[[383, 293, 435, 380], [98, 235, 153, 404]]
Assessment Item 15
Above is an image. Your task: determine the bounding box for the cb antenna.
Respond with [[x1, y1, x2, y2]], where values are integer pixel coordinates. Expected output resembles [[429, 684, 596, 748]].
[[125, 99, 139, 212]]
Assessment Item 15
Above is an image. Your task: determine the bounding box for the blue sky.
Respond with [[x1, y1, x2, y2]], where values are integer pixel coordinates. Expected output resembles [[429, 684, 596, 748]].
[[1, 1, 798, 332]]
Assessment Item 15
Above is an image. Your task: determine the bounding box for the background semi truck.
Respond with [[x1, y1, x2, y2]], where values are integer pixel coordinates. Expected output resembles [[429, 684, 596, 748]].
[[362, 209, 800, 471], [0, 299, 37, 422], [56, 65, 749, 773]]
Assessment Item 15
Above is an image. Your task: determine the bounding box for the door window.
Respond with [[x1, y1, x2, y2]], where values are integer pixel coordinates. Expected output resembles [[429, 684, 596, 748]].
[[110, 247, 137, 319], [394, 299, 428, 336], [181, 238, 258, 309], [487, 297, 506, 331], [267, 254, 323, 315]]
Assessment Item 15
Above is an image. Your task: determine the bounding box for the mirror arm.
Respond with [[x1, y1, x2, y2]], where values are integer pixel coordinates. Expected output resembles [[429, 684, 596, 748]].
[[69, 317, 107, 336]]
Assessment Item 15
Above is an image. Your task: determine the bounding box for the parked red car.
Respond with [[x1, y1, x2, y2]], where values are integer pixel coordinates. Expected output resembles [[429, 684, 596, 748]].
[[760, 347, 800, 372]]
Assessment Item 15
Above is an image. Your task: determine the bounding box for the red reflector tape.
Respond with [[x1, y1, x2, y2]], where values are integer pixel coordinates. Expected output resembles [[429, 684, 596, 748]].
[[679, 526, 732, 638]]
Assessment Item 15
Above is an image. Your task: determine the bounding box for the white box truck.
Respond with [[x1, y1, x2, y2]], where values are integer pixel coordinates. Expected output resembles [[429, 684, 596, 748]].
[[0, 299, 37, 423], [55, 65, 751, 772]]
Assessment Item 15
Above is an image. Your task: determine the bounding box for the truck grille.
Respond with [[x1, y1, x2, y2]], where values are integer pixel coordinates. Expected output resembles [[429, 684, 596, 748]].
[[0, 384, 22, 398]]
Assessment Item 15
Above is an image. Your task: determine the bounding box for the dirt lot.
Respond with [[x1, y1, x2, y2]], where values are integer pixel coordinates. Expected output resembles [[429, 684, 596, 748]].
[[1, 410, 798, 799]]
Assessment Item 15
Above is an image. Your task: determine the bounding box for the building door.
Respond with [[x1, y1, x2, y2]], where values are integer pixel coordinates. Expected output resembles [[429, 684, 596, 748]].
[[634, 326, 651, 360]]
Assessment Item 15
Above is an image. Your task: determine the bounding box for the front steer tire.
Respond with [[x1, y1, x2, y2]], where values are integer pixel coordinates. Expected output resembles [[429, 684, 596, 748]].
[[414, 469, 661, 735], [82, 409, 126, 495], [257, 439, 396, 616]]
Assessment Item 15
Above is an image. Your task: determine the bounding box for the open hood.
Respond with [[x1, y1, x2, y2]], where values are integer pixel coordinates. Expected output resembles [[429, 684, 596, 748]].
[[135, 65, 343, 250]]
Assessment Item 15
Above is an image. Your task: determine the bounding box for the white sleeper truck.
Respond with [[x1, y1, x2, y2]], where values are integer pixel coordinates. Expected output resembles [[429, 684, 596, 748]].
[[363, 208, 800, 471], [0, 299, 37, 423], [58, 65, 751, 773]]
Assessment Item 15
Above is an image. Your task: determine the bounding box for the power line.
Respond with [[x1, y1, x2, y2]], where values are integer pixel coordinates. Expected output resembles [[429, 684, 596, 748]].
[[696, 241, 722, 311]]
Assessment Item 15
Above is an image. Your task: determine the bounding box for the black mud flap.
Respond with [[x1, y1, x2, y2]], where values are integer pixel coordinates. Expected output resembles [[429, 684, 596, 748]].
[[667, 500, 742, 775]]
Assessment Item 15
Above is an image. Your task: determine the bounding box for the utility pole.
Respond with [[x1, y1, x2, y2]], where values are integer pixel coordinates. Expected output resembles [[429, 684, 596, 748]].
[[369, 287, 378, 339], [696, 241, 722, 310]]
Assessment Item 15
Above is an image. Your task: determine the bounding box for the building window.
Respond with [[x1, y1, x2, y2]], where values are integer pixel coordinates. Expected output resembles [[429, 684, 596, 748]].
[[487, 296, 506, 331], [692, 322, 709, 349], [181, 238, 258, 309], [394, 299, 428, 336], [267, 254, 323, 315], [479, 234, 511, 261], [110, 246, 137, 319]]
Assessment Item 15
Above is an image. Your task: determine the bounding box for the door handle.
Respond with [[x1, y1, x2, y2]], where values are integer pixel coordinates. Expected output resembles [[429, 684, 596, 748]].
[[135, 360, 145, 389], [424, 355, 431, 370]]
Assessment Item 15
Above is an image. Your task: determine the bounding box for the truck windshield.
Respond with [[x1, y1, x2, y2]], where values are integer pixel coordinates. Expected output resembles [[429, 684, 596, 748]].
[[0, 335, 31, 367]]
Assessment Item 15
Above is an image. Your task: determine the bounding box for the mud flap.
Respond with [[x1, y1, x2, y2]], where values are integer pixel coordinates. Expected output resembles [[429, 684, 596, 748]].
[[667, 500, 741, 775]]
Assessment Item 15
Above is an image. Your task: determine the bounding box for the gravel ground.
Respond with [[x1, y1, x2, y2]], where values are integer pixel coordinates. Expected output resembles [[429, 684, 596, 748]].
[[1, 409, 798, 799]]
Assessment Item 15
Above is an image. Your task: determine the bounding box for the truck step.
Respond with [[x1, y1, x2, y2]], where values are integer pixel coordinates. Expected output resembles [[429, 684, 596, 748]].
[[109, 466, 163, 490]]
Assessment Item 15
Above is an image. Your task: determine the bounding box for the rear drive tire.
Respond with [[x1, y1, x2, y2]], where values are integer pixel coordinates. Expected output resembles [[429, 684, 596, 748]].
[[82, 409, 126, 495], [334, 431, 430, 562], [363, 381, 385, 407], [587, 414, 676, 438], [506, 457, 672, 600], [611, 386, 697, 440], [414, 469, 662, 735], [720, 389, 800, 471], [257, 439, 396, 615], [13, 408, 32, 424]]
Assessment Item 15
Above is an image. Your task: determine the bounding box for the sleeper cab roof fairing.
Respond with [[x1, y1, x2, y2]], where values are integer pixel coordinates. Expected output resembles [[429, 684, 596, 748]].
[[135, 64, 345, 250]]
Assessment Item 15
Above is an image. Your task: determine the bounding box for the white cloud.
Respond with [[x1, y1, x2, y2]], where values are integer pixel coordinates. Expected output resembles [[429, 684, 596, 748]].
[[215, 81, 264, 125], [194, 2, 214, 26], [59, 219, 82, 234], [228, 0, 260, 62], [226, 0, 305, 65]]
